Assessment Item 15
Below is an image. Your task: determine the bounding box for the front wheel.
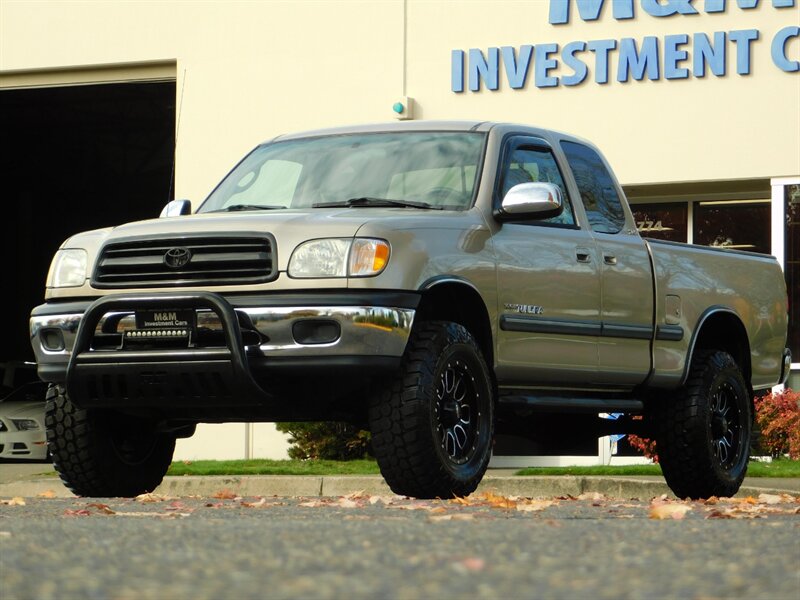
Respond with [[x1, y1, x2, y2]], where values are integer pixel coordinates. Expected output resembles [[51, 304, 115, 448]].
[[655, 350, 752, 499], [45, 384, 176, 497], [368, 321, 494, 499]]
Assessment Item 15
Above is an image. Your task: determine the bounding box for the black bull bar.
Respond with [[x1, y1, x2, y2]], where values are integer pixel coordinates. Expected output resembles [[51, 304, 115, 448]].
[[65, 292, 273, 408]]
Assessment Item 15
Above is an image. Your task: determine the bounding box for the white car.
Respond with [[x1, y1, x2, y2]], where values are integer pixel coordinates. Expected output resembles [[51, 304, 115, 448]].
[[0, 400, 48, 461]]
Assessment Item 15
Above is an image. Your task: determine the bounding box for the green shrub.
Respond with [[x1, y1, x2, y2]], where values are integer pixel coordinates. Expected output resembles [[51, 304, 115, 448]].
[[275, 422, 371, 460]]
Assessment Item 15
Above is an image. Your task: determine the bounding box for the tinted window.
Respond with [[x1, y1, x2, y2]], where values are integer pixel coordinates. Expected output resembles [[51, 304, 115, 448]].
[[694, 200, 771, 254], [632, 202, 688, 242], [499, 146, 575, 227], [561, 141, 626, 234]]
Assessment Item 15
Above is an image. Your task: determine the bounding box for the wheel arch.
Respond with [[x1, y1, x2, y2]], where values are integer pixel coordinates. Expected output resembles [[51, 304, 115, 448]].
[[684, 307, 752, 389], [416, 277, 494, 369]]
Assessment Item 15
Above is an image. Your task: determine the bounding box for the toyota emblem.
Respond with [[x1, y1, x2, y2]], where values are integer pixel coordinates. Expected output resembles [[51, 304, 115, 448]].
[[164, 247, 192, 269]]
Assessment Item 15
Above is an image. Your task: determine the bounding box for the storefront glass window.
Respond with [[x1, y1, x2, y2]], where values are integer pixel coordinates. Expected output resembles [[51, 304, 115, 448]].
[[785, 185, 800, 361], [632, 203, 688, 243], [693, 201, 771, 254]]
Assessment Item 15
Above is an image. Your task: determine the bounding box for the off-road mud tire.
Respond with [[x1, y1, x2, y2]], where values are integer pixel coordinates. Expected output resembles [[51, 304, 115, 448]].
[[369, 321, 494, 499], [45, 384, 176, 497], [655, 350, 751, 499]]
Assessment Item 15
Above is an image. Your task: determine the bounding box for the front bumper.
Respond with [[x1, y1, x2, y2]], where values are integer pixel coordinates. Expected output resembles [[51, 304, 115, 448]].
[[30, 291, 417, 409], [0, 421, 47, 460]]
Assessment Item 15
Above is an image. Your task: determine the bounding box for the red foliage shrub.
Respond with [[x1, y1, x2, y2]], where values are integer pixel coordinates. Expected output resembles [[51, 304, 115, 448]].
[[754, 388, 800, 459], [626, 433, 658, 463]]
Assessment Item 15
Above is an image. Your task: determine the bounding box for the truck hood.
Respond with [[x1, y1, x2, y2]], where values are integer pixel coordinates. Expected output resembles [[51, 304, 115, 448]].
[[63, 207, 484, 276]]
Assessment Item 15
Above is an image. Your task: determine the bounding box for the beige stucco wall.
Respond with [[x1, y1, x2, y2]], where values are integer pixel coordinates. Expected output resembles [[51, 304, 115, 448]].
[[2, 0, 798, 192]]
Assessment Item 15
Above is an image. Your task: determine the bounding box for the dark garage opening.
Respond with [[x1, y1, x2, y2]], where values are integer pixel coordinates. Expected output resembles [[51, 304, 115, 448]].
[[1, 80, 176, 396]]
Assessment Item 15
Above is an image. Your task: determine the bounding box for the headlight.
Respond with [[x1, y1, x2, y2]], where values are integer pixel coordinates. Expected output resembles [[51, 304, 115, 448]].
[[46, 249, 88, 288], [11, 418, 39, 431], [288, 238, 390, 278]]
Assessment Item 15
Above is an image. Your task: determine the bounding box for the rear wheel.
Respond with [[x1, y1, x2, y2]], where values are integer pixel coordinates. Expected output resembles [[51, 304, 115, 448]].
[[655, 350, 751, 499], [369, 321, 494, 499], [45, 384, 175, 497]]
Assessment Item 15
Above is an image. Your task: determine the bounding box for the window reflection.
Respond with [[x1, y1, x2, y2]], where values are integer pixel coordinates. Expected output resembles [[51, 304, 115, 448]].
[[785, 185, 800, 361], [694, 201, 771, 254], [632, 203, 688, 243]]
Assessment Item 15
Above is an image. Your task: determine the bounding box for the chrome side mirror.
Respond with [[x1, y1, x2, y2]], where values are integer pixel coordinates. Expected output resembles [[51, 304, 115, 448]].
[[160, 199, 192, 218], [495, 182, 563, 222]]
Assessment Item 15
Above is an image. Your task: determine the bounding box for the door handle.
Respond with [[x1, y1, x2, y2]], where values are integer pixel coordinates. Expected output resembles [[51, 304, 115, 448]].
[[604, 255, 618, 265], [576, 248, 592, 263]]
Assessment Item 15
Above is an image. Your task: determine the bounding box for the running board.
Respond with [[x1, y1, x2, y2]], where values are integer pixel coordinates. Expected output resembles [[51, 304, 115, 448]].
[[498, 394, 644, 414]]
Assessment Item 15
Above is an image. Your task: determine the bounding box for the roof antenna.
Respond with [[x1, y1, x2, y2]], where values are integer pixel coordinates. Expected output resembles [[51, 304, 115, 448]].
[[168, 68, 186, 202]]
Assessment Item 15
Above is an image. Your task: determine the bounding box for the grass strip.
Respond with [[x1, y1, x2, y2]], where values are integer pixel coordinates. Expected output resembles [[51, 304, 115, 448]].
[[515, 459, 800, 478], [164, 458, 799, 477], [167, 458, 381, 476]]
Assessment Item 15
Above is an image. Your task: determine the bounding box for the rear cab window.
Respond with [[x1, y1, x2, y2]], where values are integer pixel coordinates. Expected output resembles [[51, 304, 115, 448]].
[[560, 140, 627, 234]]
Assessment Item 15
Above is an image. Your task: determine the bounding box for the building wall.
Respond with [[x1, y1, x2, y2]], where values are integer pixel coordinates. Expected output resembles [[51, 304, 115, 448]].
[[2, 0, 798, 462], [2, 1, 797, 191]]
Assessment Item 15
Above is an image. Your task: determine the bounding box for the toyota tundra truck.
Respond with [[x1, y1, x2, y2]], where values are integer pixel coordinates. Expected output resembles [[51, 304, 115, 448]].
[[29, 121, 791, 500]]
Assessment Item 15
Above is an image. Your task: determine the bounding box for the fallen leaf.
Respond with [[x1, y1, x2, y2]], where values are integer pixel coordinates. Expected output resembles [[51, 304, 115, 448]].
[[336, 497, 360, 508], [703, 496, 720, 505], [387, 503, 433, 511], [705, 507, 763, 519], [758, 493, 784, 505], [241, 498, 267, 508], [86, 502, 116, 515], [344, 490, 367, 500], [211, 489, 238, 500], [516, 500, 555, 513], [577, 492, 607, 502], [135, 493, 170, 503], [299, 500, 328, 508], [450, 496, 472, 506], [113, 511, 190, 518], [63, 509, 92, 517], [483, 492, 517, 509], [649, 502, 692, 520], [5, 497, 26, 506], [37, 490, 56, 499], [429, 514, 475, 521], [453, 557, 485, 573], [733, 496, 758, 505]]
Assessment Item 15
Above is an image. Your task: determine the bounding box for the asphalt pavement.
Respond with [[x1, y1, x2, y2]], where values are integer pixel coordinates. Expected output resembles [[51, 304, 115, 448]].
[[2, 494, 799, 600]]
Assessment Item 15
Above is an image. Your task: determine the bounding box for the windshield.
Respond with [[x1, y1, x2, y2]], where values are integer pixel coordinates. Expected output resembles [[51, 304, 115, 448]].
[[198, 131, 486, 213]]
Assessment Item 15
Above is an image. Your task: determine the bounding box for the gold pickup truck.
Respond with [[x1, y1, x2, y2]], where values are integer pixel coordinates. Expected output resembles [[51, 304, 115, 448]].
[[29, 121, 790, 500]]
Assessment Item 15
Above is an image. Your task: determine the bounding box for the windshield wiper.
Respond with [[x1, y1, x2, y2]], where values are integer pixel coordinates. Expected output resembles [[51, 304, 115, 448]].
[[312, 197, 442, 210], [211, 204, 287, 212]]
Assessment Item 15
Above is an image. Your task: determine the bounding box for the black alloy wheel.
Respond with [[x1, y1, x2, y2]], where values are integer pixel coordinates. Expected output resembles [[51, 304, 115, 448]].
[[369, 321, 494, 499], [655, 350, 751, 499]]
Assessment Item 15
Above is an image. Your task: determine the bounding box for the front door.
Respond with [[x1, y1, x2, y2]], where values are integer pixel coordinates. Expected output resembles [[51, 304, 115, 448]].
[[493, 136, 602, 387]]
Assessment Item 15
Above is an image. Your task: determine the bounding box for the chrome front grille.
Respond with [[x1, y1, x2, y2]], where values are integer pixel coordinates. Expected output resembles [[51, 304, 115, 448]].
[[92, 234, 276, 288]]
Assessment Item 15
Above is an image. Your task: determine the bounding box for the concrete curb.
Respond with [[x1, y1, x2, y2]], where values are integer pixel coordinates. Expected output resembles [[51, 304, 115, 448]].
[[1, 474, 797, 499]]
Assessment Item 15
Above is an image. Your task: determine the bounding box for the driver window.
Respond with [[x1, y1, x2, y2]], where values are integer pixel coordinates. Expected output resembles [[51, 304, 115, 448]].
[[500, 147, 575, 227]]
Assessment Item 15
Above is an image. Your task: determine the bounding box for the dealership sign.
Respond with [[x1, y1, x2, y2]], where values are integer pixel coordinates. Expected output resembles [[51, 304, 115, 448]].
[[451, 0, 799, 91]]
